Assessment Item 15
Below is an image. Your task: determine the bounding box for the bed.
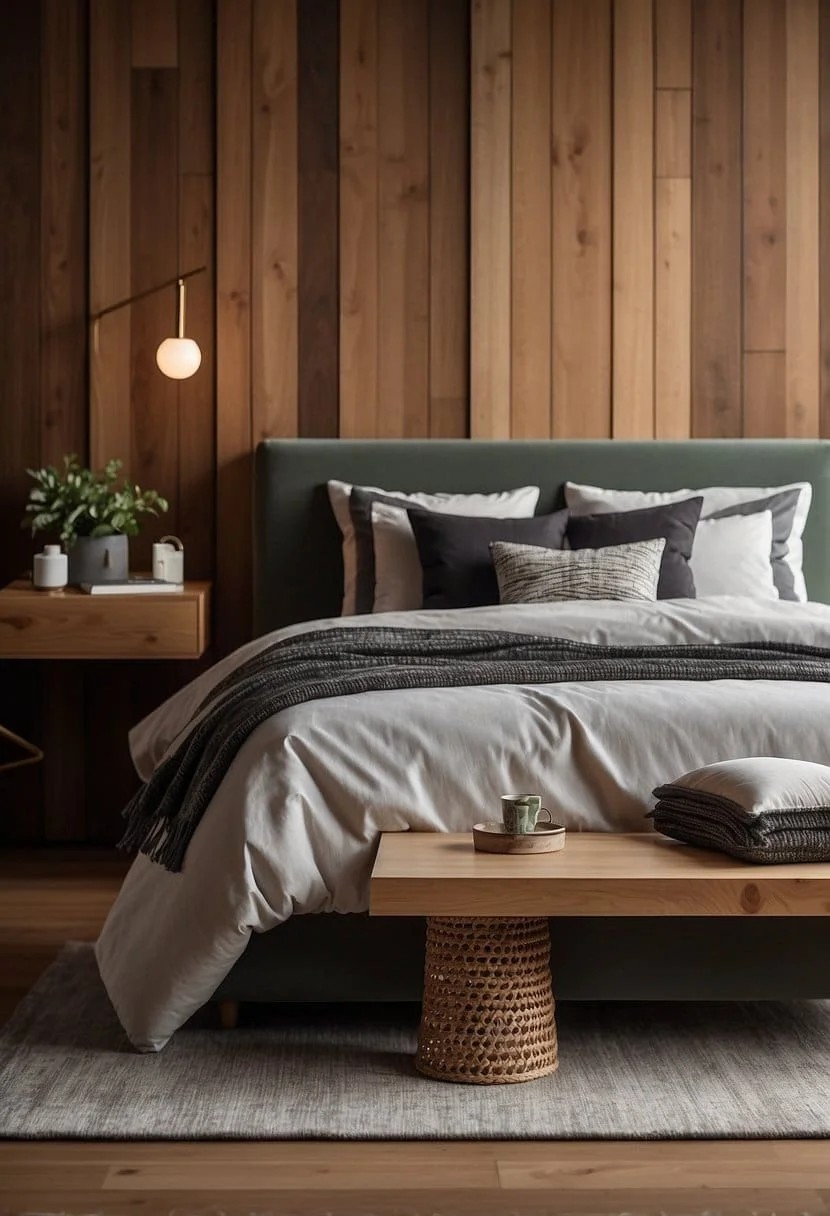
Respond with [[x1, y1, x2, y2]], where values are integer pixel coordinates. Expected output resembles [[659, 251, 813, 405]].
[[96, 438, 830, 1051]]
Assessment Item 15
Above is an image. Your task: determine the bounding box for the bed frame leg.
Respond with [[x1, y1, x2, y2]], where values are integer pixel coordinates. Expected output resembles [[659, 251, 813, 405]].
[[218, 999, 239, 1030]]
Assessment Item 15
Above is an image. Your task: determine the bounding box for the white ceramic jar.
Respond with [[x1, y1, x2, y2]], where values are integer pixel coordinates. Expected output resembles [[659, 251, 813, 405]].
[[33, 544, 68, 590]]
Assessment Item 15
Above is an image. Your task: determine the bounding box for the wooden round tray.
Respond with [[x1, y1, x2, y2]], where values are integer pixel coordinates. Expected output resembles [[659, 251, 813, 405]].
[[473, 821, 567, 855]]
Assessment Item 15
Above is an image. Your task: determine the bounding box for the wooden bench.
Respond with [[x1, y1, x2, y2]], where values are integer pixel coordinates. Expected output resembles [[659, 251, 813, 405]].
[[370, 832, 830, 1086]]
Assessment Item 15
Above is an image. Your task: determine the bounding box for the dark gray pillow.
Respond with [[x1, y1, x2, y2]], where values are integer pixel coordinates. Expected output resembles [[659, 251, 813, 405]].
[[408, 507, 570, 610], [705, 489, 801, 601], [566, 498, 703, 599]]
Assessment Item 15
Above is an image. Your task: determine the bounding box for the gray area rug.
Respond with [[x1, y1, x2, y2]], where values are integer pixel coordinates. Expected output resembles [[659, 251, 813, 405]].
[[2, 943, 830, 1140]]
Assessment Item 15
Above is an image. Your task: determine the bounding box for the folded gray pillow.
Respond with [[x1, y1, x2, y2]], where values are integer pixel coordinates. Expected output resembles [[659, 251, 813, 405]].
[[650, 757, 830, 863]]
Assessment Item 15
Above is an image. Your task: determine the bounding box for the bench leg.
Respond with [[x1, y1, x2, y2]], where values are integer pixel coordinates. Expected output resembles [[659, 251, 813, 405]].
[[218, 999, 239, 1030], [416, 916, 557, 1084]]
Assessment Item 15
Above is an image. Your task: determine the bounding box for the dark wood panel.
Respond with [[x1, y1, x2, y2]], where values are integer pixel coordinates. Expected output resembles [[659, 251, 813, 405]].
[[0, 2, 44, 843], [216, 0, 254, 653], [298, 0, 339, 439], [178, 0, 215, 580], [40, 0, 88, 467], [822, 0, 830, 437], [130, 69, 180, 573], [428, 0, 469, 438], [692, 0, 743, 437]]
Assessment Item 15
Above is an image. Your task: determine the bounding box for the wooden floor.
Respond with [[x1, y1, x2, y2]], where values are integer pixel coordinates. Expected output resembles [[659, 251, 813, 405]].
[[2, 850, 830, 1216]]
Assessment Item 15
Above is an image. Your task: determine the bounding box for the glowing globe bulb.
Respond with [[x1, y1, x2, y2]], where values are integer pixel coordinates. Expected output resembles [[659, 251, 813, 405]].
[[156, 337, 202, 380]]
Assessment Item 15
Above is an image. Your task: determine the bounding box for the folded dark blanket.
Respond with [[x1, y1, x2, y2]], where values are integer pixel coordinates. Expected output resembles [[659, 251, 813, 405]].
[[650, 788, 830, 864], [120, 626, 830, 872]]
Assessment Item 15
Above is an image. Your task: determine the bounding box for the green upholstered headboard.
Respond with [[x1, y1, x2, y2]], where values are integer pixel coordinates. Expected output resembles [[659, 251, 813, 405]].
[[254, 439, 830, 636]]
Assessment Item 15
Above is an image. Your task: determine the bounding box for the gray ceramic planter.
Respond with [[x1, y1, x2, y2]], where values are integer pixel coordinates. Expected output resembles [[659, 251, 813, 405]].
[[67, 534, 129, 585]]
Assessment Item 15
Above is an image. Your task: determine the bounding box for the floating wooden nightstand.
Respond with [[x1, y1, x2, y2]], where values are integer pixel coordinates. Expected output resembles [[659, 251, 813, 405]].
[[0, 580, 211, 660]]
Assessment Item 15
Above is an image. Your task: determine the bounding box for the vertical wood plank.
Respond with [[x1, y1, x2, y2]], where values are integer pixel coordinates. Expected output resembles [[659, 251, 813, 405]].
[[655, 89, 691, 178], [743, 0, 786, 360], [40, 0, 88, 844], [339, 0, 379, 437], [90, 0, 131, 471], [655, 0, 691, 88], [298, 0, 340, 438], [178, 175, 214, 578], [0, 1, 44, 842], [785, 0, 820, 436], [612, 0, 654, 438], [429, 0, 469, 438], [130, 69, 179, 571], [131, 0, 178, 67], [178, 0, 215, 580], [551, 0, 612, 439], [178, 0, 213, 175], [252, 0, 299, 442], [692, 0, 743, 437], [470, 0, 511, 438], [377, 0, 430, 438], [744, 351, 788, 436], [655, 178, 691, 437], [511, 0, 551, 438], [217, 0, 253, 651], [41, 0, 88, 466], [821, 0, 830, 437]]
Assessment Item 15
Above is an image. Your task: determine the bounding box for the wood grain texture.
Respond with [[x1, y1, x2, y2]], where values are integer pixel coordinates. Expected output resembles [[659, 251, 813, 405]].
[[655, 0, 692, 88], [744, 350, 788, 436], [377, 0, 430, 438], [216, 0, 253, 652], [785, 0, 820, 437], [822, 0, 830, 438], [177, 0, 215, 580], [252, 0, 299, 443], [40, 0, 88, 467], [743, 0, 786, 356], [130, 68, 179, 572], [298, 0, 339, 439], [551, 0, 612, 439], [510, 0, 551, 438], [89, 0, 132, 471], [371, 832, 830, 917], [470, 0, 512, 438], [131, 0, 178, 68], [655, 178, 691, 438], [655, 89, 691, 178], [0, 581, 210, 660], [428, 0, 469, 439], [0, 2, 46, 845], [178, 0, 213, 175], [692, 0, 743, 437], [339, 0, 379, 437], [612, 0, 654, 438]]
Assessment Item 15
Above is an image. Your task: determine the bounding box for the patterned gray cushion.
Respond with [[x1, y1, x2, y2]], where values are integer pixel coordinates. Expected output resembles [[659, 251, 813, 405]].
[[491, 539, 666, 604]]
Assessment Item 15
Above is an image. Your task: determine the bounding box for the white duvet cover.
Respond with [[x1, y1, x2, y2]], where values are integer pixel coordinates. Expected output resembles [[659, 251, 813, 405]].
[[96, 597, 830, 1050]]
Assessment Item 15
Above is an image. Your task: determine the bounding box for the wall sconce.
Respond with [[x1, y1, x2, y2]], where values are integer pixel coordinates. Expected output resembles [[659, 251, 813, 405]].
[[91, 265, 207, 380]]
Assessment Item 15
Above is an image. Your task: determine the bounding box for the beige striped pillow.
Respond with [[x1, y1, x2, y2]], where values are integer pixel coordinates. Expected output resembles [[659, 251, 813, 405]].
[[491, 538, 665, 604]]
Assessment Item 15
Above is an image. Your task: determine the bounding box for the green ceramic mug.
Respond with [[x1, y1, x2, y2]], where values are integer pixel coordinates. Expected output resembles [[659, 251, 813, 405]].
[[501, 794, 553, 835]]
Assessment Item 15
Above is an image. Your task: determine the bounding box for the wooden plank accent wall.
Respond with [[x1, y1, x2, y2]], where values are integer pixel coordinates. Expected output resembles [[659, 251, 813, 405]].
[[2, 0, 830, 844]]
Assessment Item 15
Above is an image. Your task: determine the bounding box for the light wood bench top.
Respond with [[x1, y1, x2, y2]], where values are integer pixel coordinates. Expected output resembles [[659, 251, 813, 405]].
[[370, 832, 830, 918]]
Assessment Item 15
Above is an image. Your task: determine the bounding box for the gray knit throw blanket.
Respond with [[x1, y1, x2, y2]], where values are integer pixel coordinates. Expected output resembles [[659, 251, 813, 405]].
[[119, 626, 830, 872], [649, 792, 830, 864]]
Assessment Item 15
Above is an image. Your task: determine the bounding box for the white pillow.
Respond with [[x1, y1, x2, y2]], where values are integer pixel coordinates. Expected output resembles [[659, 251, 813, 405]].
[[565, 481, 812, 601], [690, 512, 777, 599], [328, 481, 540, 616]]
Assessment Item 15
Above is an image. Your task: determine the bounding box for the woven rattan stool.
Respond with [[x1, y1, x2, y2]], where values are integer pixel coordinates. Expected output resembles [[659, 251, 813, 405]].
[[416, 916, 558, 1084]]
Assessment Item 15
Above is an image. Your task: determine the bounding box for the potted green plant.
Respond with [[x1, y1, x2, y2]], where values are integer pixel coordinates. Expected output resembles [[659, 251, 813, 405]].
[[22, 455, 168, 585]]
